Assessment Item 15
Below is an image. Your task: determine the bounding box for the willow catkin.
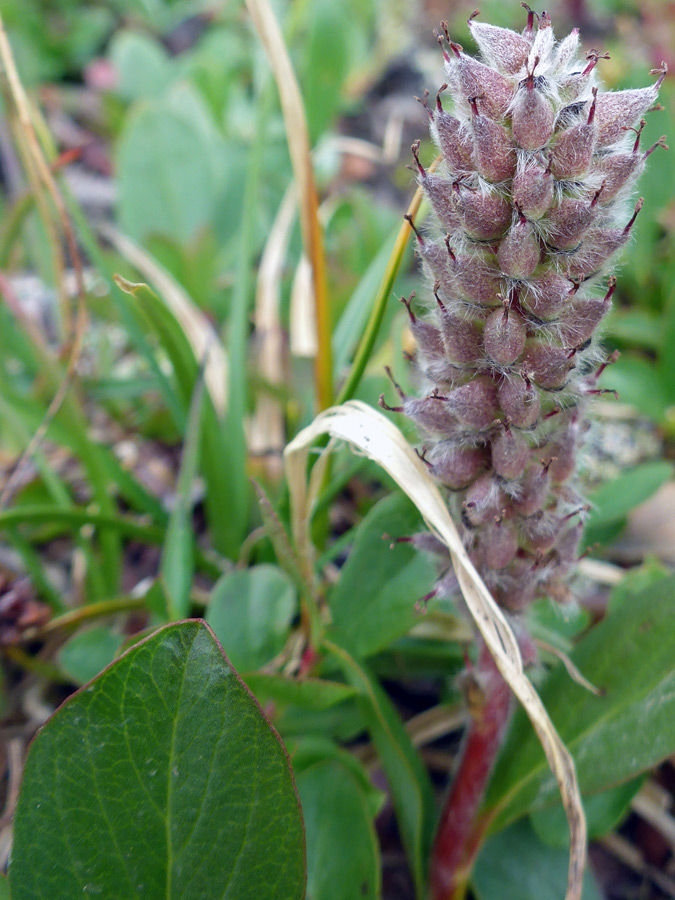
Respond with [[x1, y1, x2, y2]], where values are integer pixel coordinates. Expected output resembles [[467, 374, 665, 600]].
[[383, 8, 667, 613]]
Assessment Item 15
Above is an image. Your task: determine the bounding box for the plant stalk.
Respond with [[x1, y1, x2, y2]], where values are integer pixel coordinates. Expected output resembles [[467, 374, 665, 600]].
[[429, 642, 512, 900]]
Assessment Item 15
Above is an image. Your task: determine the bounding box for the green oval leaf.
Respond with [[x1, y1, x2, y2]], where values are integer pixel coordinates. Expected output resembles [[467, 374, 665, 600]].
[[329, 494, 436, 659], [11, 620, 306, 900], [206, 565, 296, 672], [297, 759, 381, 900]]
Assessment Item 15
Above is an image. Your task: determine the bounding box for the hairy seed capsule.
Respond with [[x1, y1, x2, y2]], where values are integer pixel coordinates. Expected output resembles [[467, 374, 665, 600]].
[[441, 377, 500, 430], [522, 342, 575, 390], [549, 91, 597, 179], [497, 214, 541, 278], [513, 460, 552, 515], [497, 375, 540, 428], [432, 108, 474, 174], [463, 473, 505, 526], [512, 79, 555, 150], [447, 44, 514, 120], [454, 185, 512, 241], [520, 270, 575, 320], [477, 518, 519, 569], [594, 82, 662, 147], [469, 97, 516, 182], [438, 311, 483, 364], [512, 161, 554, 219], [427, 442, 489, 489], [491, 425, 531, 479], [546, 195, 599, 250], [468, 17, 531, 74], [484, 306, 527, 366]]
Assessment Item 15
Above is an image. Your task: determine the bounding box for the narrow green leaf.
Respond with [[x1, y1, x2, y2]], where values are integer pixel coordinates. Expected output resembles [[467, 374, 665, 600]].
[[485, 574, 675, 829], [206, 565, 297, 672], [329, 494, 436, 659], [115, 276, 236, 556], [325, 639, 434, 899], [244, 672, 356, 710], [11, 620, 306, 900], [297, 760, 380, 900], [159, 373, 205, 620], [472, 820, 602, 900]]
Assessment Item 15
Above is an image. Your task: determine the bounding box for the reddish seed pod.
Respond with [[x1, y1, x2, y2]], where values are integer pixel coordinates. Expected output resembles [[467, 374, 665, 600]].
[[559, 295, 611, 345], [513, 459, 552, 515], [522, 341, 575, 390], [563, 200, 642, 278], [490, 424, 531, 479], [594, 81, 662, 147], [422, 174, 462, 232], [594, 153, 643, 203], [402, 395, 459, 435], [454, 185, 512, 241], [484, 306, 527, 365], [555, 519, 584, 564], [419, 238, 457, 285], [452, 253, 503, 306], [438, 309, 484, 364], [521, 511, 560, 553], [512, 79, 555, 150], [541, 577, 574, 605], [497, 215, 541, 278], [469, 97, 516, 183], [400, 294, 445, 361], [447, 44, 514, 120], [463, 473, 505, 526], [512, 161, 554, 219], [468, 18, 531, 74], [520, 270, 575, 320], [427, 441, 489, 489], [497, 375, 541, 428], [477, 518, 519, 569], [432, 105, 475, 174], [440, 377, 500, 430], [546, 195, 599, 250], [549, 90, 597, 179], [493, 567, 538, 610]]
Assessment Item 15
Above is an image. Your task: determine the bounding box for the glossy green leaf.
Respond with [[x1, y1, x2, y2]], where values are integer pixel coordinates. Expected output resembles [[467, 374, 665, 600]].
[[244, 672, 356, 710], [206, 565, 296, 672], [57, 626, 123, 685], [472, 820, 602, 900], [583, 460, 673, 547], [11, 621, 306, 900], [326, 639, 434, 899], [485, 574, 675, 829], [530, 777, 644, 848], [329, 494, 436, 658], [296, 760, 380, 900]]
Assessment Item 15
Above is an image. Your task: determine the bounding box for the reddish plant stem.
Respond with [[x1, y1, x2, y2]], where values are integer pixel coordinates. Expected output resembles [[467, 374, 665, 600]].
[[429, 641, 513, 900]]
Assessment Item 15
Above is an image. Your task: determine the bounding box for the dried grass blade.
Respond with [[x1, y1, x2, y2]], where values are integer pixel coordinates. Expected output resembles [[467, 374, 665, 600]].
[[284, 400, 586, 900], [100, 225, 228, 417], [249, 186, 295, 477], [245, 0, 331, 408]]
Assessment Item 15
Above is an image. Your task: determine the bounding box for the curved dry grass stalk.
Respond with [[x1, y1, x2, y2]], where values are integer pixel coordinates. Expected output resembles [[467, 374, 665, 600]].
[[100, 224, 228, 418], [284, 400, 586, 900], [249, 185, 296, 477], [0, 14, 88, 511], [245, 0, 332, 409]]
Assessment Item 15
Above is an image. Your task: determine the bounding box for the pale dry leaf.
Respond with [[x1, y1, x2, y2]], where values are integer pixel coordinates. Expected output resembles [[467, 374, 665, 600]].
[[100, 224, 228, 417], [249, 185, 295, 474], [245, 0, 331, 406], [289, 254, 317, 358], [284, 400, 586, 900]]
